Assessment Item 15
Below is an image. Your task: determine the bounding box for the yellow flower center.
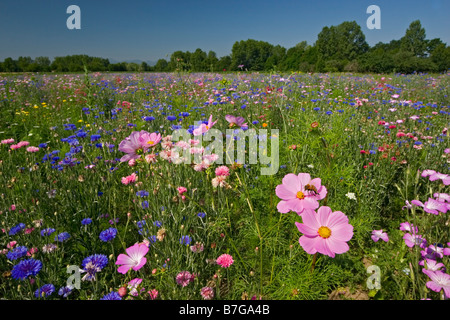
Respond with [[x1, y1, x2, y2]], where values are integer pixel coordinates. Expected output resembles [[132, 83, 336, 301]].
[[296, 191, 305, 199], [318, 226, 332, 239], [206, 125, 209, 130], [147, 141, 154, 145]]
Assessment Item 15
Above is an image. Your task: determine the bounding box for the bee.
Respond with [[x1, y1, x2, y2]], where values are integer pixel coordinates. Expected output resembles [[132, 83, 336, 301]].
[[304, 184, 319, 195]]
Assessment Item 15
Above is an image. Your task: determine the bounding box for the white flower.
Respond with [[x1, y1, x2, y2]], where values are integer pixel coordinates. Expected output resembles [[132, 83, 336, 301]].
[[345, 192, 356, 200], [307, 164, 314, 169]]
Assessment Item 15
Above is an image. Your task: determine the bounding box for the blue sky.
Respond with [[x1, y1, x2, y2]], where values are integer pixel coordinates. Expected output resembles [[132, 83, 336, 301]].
[[0, 0, 448, 63]]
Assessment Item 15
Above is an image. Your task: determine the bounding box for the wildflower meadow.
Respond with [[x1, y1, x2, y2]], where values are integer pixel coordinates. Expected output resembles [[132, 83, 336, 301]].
[[0, 71, 449, 302]]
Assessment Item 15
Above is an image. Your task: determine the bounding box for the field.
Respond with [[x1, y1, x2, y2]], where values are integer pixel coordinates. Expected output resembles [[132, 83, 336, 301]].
[[0, 71, 449, 301]]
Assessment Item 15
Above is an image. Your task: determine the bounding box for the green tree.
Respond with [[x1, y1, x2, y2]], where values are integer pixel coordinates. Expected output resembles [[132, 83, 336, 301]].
[[400, 20, 427, 57]]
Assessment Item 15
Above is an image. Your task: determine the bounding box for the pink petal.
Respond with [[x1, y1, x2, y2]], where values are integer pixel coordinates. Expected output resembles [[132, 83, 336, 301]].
[[132, 257, 147, 271], [298, 235, 320, 255], [295, 221, 319, 237], [297, 173, 311, 188], [275, 183, 296, 200], [326, 238, 350, 255]]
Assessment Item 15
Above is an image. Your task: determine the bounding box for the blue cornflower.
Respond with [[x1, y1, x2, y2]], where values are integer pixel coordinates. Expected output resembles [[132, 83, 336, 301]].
[[40, 228, 56, 237], [11, 258, 43, 280], [81, 254, 108, 281], [167, 115, 177, 121], [197, 212, 206, 218], [153, 220, 162, 228], [9, 223, 26, 236], [99, 228, 117, 242], [137, 220, 146, 228], [141, 201, 149, 209], [180, 235, 192, 245], [143, 116, 155, 121], [55, 232, 71, 242], [82, 254, 108, 270], [148, 235, 158, 243], [81, 218, 92, 225], [38, 143, 48, 148], [101, 292, 122, 300], [58, 286, 73, 298], [136, 190, 149, 197], [35, 284, 55, 298], [90, 134, 101, 142], [6, 246, 28, 261]]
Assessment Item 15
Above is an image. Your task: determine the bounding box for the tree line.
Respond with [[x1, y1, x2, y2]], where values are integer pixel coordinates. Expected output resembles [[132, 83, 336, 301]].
[[1, 20, 449, 74]]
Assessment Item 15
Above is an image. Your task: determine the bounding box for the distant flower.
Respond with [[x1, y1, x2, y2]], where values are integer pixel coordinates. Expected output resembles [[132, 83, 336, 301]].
[[295, 206, 353, 258], [197, 212, 206, 218], [99, 228, 117, 242], [26, 146, 39, 153], [225, 115, 248, 128], [345, 192, 356, 200], [215, 165, 230, 176], [216, 254, 234, 268], [40, 228, 56, 237], [35, 284, 55, 298], [399, 222, 418, 233], [118, 130, 151, 162], [275, 173, 327, 214], [201, 286, 215, 300], [136, 190, 149, 197], [55, 232, 71, 242], [6, 246, 28, 261], [121, 172, 138, 185], [11, 258, 43, 280], [140, 131, 162, 148], [176, 271, 194, 287], [177, 186, 187, 195], [9, 223, 26, 236], [371, 230, 389, 242], [115, 243, 148, 274], [422, 269, 450, 299], [81, 218, 92, 225], [127, 278, 143, 296], [193, 115, 217, 136], [148, 289, 159, 300], [101, 292, 122, 300], [180, 235, 192, 246]]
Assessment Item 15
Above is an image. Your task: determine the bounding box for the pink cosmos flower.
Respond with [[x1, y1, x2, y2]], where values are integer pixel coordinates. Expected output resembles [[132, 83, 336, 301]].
[[216, 254, 234, 268], [176, 271, 194, 287], [121, 172, 138, 185], [422, 269, 450, 298], [215, 165, 230, 176], [193, 115, 217, 136], [275, 173, 327, 214], [119, 130, 158, 162], [140, 131, 162, 148], [115, 243, 148, 274], [225, 115, 248, 128], [371, 230, 389, 242], [295, 206, 353, 258]]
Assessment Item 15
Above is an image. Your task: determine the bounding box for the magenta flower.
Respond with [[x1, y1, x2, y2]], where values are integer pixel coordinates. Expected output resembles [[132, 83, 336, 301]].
[[193, 115, 217, 136], [115, 243, 148, 274], [422, 269, 450, 298], [399, 221, 418, 233], [295, 206, 353, 258], [176, 271, 194, 287], [371, 230, 389, 242], [140, 131, 162, 148], [118, 131, 149, 162], [216, 254, 234, 268], [403, 233, 427, 248], [420, 259, 446, 272], [215, 165, 230, 176], [200, 286, 215, 300], [275, 173, 327, 214], [225, 115, 248, 128], [26, 146, 40, 153], [411, 198, 448, 215], [121, 172, 138, 185]]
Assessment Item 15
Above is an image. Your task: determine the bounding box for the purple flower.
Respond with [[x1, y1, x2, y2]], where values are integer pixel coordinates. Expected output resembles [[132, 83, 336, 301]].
[[403, 233, 427, 248], [225, 115, 248, 128], [422, 269, 450, 298], [371, 230, 389, 242]]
